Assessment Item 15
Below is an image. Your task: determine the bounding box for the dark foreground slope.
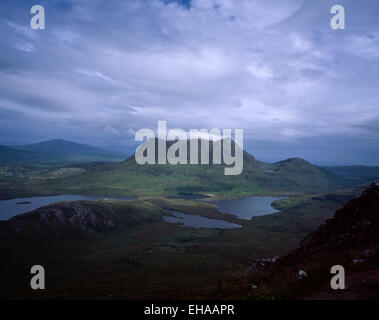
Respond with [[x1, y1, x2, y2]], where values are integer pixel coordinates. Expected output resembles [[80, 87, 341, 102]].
[[206, 183, 379, 300]]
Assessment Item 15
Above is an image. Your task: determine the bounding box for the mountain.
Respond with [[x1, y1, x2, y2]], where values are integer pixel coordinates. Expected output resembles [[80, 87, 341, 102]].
[[13, 139, 115, 155], [19, 138, 351, 198], [323, 165, 379, 185], [0, 139, 125, 165], [0, 145, 47, 164], [208, 183, 379, 299]]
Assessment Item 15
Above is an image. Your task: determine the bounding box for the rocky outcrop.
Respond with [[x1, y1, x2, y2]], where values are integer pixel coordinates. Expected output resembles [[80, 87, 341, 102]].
[[265, 183, 379, 299], [300, 183, 379, 249], [35, 202, 117, 231], [4, 200, 163, 235], [205, 183, 379, 299]]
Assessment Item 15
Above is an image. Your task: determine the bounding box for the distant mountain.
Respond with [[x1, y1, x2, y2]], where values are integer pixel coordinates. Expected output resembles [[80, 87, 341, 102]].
[[0, 145, 47, 164], [28, 138, 351, 197], [13, 139, 117, 155], [0, 139, 125, 165], [210, 182, 379, 299], [323, 165, 379, 185]]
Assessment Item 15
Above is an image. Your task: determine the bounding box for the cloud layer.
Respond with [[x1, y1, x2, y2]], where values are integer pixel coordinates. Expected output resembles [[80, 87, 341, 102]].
[[0, 0, 379, 164]]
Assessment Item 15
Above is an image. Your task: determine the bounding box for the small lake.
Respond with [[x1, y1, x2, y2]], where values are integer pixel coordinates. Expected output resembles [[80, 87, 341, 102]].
[[163, 210, 241, 229], [209, 196, 285, 220], [1, 194, 285, 227], [0, 195, 135, 221]]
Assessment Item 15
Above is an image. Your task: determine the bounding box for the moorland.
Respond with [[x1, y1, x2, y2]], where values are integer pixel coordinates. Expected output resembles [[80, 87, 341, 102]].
[[1, 138, 378, 299]]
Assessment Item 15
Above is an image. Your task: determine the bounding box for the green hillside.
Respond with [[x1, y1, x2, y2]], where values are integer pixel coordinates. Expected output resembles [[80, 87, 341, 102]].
[[4, 139, 350, 200]]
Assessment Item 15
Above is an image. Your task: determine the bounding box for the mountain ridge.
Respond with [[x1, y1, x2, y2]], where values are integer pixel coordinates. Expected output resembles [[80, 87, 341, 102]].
[[0, 139, 125, 165], [12, 138, 118, 155], [17, 138, 350, 198]]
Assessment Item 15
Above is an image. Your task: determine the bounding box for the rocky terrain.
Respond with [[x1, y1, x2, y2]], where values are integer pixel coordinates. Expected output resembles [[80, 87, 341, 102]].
[[1, 183, 377, 300], [0, 199, 164, 237], [205, 183, 379, 299]]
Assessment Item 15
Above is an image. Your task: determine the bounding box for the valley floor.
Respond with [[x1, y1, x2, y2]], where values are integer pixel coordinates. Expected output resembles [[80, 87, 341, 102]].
[[0, 185, 365, 299]]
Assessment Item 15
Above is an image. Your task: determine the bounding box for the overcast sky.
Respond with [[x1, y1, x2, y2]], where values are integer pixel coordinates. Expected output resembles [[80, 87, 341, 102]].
[[0, 0, 379, 165]]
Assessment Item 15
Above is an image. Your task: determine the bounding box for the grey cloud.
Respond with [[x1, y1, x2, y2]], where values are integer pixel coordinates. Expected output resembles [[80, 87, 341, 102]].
[[0, 0, 378, 164]]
